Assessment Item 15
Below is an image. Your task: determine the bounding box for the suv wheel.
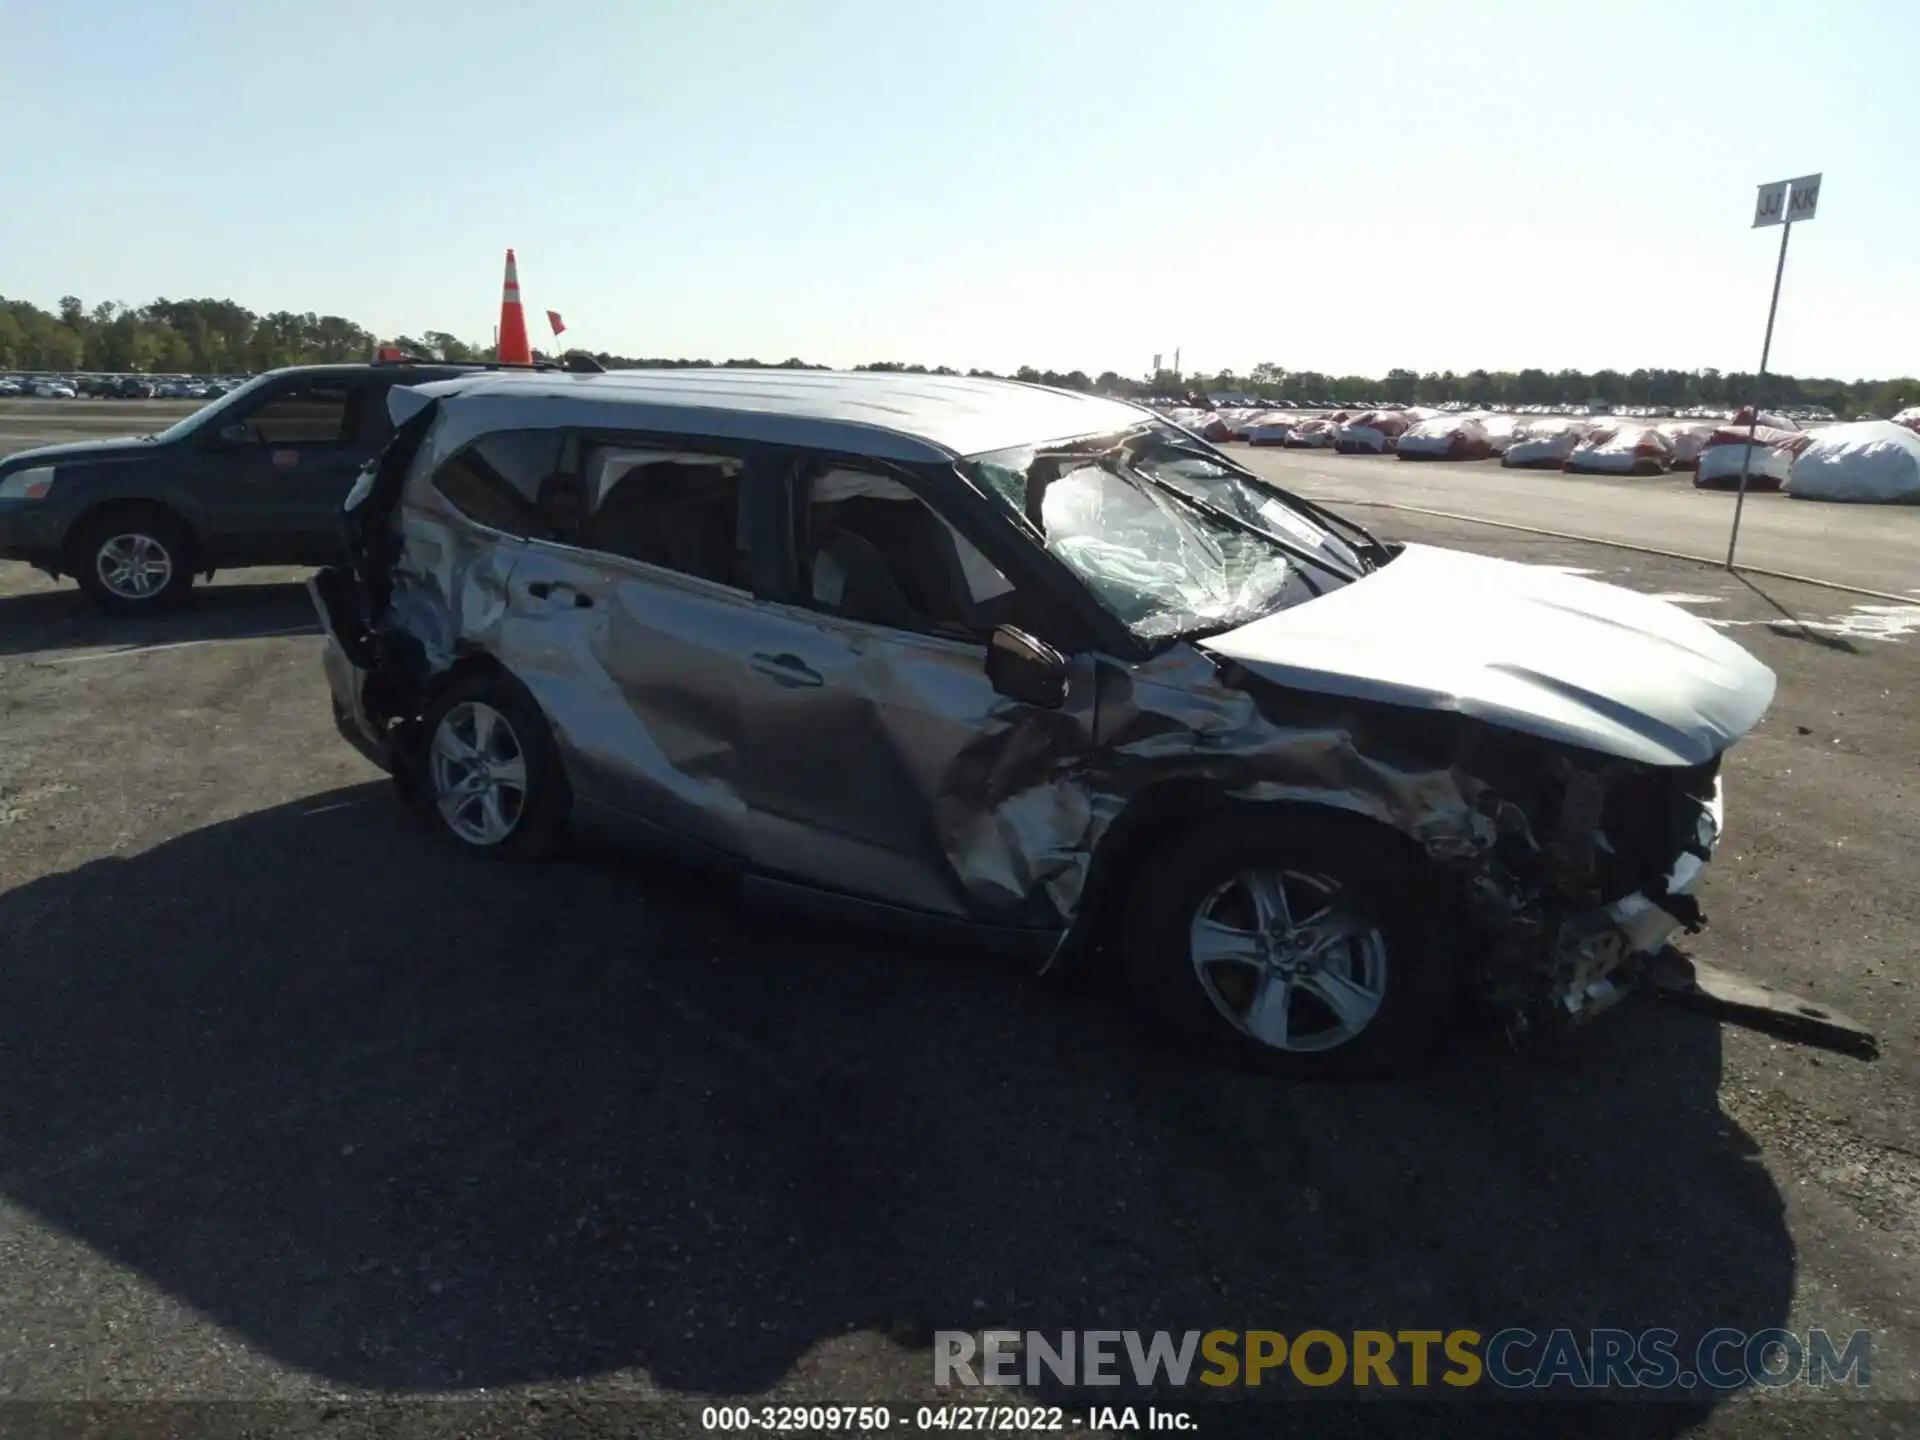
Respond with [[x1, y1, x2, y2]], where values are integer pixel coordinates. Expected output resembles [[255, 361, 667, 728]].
[[72, 510, 196, 613], [1123, 813, 1457, 1079], [413, 675, 570, 859]]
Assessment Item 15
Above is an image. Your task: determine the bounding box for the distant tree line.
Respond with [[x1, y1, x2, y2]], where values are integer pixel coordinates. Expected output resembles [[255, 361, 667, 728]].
[[1180, 361, 1920, 418], [3, 293, 1913, 418], [0, 296, 382, 375]]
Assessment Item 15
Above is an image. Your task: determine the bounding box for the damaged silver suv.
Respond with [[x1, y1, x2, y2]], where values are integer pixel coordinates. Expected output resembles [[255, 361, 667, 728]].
[[311, 370, 1775, 1078]]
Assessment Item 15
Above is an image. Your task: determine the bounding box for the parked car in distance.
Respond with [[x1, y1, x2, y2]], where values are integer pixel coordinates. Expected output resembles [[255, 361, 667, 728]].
[[0, 358, 577, 610], [310, 369, 1775, 1079]]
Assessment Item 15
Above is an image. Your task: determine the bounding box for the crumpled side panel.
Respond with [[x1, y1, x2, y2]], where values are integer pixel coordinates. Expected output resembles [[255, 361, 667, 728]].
[[737, 618, 1099, 926], [386, 481, 517, 671], [498, 559, 755, 859], [933, 674, 1098, 921], [1088, 646, 1498, 863]]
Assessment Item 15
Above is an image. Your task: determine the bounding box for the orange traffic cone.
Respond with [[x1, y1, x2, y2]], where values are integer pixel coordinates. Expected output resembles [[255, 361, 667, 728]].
[[496, 248, 532, 365]]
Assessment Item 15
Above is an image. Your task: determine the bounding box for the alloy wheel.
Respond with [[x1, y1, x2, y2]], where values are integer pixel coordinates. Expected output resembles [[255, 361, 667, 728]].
[[95, 533, 173, 600], [429, 701, 529, 846], [1189, 867, 1389, 1053]]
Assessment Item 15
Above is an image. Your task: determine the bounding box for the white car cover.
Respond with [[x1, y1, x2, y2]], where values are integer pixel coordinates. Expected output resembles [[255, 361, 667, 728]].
[[1285, 416, 1340, 448], [1565, 426, 1675, 475], [1227, 410, 1266, 440], [1334, 409, 1412, 453], [1335, 426, 1391, 452], [1657, 421, 1717, 469], [1892, 405, 1920, 435], [1729, 406, 1803, 432], [1474, 413, 1522, 455], [1502, 417, 1593, 469], [1786, 421, 1920, 504], [1396, 414, 1494, 460], [1694, 437, 1797, 491]]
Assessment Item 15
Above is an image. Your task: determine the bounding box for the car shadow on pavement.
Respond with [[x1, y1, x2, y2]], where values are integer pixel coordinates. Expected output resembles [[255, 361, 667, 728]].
[[0, 786, 1793, 1436], [0, 580, 317, 658]]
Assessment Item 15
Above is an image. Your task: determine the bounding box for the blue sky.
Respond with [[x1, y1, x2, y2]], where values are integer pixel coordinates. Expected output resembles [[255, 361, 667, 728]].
[[5, 0, 1915, 378]]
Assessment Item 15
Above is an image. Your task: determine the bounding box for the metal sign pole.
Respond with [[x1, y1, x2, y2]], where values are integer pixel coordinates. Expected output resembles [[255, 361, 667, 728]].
[[1726, 172, 1820, 569], [1726, 219, 1793, 570]]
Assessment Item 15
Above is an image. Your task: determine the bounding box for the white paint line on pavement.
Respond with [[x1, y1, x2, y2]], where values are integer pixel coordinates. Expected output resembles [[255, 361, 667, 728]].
[[1710, 604, 1920, 643], [33, 624, 320, 665], [1648, 593, 1725, 605]]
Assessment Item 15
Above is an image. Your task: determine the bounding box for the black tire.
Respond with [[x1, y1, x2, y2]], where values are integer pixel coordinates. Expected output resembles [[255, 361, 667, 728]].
[[70, 508, 196, 613], [409, 672, 571, 860], [1122, 811, 1457, 1080]]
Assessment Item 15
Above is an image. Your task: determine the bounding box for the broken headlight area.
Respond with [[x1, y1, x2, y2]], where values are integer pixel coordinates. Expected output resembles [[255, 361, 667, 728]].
[[1451, 743, 1725, 1043]]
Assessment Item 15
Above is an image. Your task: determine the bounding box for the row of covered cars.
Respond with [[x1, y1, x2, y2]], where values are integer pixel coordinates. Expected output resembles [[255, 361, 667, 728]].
[[1160, 404, 1920, 504]]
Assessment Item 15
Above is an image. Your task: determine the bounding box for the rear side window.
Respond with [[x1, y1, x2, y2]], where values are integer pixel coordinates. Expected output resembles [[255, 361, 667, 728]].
[[431, 430, 565, 535], [249, 383, 358, 443], [577, 446, 748, 588]]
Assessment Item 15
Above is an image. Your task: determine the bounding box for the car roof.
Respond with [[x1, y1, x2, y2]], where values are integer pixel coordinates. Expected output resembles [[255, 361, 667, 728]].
[[402, 367, 1155, 464], [253, 361, 471, 380]]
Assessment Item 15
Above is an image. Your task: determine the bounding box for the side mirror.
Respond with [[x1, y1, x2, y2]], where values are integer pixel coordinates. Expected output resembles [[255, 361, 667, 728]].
[[985, 626, 1068, 709], [218, 421, 253, 445]]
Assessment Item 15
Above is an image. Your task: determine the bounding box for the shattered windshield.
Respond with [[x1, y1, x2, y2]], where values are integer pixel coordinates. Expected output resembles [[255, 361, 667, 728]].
[[964, 426, 1361, 641]]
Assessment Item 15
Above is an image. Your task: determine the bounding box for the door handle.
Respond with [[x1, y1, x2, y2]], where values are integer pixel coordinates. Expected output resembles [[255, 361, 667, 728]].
[[750, 652, 824, 687], [525, 581, 594, 608]]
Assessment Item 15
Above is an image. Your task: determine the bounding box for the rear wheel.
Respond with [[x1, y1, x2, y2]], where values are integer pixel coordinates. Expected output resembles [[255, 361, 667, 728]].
[[412, 675, 570, 859], [1123, 813, 1457, 1079], [71, 510, 195, 613]]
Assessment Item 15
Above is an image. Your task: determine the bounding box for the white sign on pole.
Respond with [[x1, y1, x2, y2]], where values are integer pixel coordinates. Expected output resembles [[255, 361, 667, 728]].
[[1787, 173, 1822, 222], [1728, 170, 1824, 568]]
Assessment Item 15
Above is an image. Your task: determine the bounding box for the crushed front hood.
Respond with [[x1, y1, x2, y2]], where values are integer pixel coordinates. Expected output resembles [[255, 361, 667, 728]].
[[1197, 544, 1777, 766]]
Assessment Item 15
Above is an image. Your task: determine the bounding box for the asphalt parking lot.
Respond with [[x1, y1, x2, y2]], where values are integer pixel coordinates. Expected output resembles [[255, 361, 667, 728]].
[[1, 404, 1916, 1436], [1235, 443, 1920, 598]]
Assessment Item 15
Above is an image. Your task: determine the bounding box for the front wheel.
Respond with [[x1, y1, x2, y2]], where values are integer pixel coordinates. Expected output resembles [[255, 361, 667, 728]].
[[412, 675, 570, 860], [71, 511, 196, 613], [1123, 813, 1457, 1079]]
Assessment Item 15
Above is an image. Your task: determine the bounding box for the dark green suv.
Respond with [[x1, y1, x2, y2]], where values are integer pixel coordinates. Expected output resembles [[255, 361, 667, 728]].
[[0, 360, 503, 611]]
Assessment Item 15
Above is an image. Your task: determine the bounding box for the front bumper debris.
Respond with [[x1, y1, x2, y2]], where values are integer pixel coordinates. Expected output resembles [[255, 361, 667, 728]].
[[1528, 776, 1877, 1059], [1492, 773, 1718, 1029], [1645, 951, 1879, 1059]]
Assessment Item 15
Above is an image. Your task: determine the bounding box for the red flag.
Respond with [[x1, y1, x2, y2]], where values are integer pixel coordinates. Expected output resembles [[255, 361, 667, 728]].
[[546, 310, 566, 337]]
